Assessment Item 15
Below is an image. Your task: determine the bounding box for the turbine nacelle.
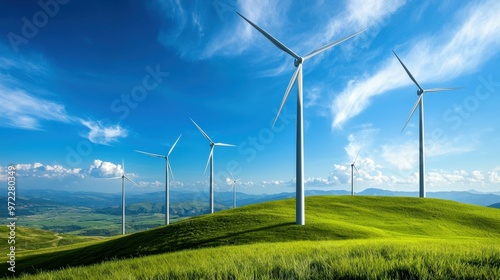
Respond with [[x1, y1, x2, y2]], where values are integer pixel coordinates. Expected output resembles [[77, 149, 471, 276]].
[[417, 89, 424, 95], [294, 57, 303, 67]]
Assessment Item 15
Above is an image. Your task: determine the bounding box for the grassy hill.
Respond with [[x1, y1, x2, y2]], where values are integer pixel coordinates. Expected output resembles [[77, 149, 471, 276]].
[[4, 196, 500, 278]]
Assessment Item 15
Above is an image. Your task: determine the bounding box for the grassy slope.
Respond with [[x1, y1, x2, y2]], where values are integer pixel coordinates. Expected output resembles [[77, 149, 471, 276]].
[[21, 239, 500, 279], [5, 196, 500, 276]]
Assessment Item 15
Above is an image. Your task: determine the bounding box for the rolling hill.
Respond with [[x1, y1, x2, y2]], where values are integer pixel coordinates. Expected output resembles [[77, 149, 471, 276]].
[[489, 202, 500, 208], [4, 196, 500, 278]]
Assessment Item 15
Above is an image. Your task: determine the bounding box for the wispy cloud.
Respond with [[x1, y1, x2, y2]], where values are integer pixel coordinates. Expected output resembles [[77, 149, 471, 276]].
[[0, 85, 71, 130], [1, 46, 128, 144], [332, 0, 500, 128], [203, 0, 290, 59], [80, 120, 128, 145], [322, 0, 406, 39], [0, 48, 71, 130]]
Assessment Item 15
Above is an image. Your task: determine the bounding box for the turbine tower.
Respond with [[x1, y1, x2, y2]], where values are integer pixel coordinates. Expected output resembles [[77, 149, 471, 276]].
[[229, 173, 240, 208], [393, 50, 459, 198], [238, 12, 363, 225], [350, 151, 360, 196], [108, 159, 137, 235], [135, 134, 181, 225]]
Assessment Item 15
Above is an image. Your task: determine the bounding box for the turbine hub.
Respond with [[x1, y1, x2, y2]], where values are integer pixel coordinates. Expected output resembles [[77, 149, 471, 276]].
[[294, 57, 303, 67], [417, 89, 423, 95]]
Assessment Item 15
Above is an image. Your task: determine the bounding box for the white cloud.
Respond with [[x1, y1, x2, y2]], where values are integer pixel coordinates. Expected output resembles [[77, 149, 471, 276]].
[[381, 135, 477, 171], [10, 162, 83, 179], [381, 141, 418, 170], [80, 120, 128, 145], [332, 0, 500, 128], [88, 159, 123, 178], [488, 172, 500, 184]]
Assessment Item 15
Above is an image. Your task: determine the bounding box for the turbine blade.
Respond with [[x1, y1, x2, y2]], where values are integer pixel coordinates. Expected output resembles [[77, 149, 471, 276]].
[[272, 64, 301, 127], [190, 118, 214, 144], [303, 30, 364, 61], [105, 176, 122, 180], [354, 165, 360, 175], [424, 87, 461, 92], [135, 150, 165, 158], [204, 146, 214, 174], [167, 134, 182, 157], [392, 50, 424, 92], [168, 160, 175, 182], [353, 150, 361, 165], [401, 94, 423, 133], [236, 12, 300, 60], [214, 142, 236, 147], [229, 172, 235, 181], [124, 175, 138, 186]]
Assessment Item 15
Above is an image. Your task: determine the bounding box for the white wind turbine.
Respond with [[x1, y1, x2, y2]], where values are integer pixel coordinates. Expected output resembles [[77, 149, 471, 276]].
[[191, 118, 235, 214], [393, 50, 459, 198], [135, 134, 181, 225], [229, 173, 240, 208], [238, 12, 364, 225], [350, 150, 360, 196], [107, 159, 137, 235]]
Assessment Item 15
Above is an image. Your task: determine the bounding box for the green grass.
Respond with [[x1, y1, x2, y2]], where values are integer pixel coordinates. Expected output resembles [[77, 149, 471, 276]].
[[3, 196, 500, 278], [16, 239, 500, 279]]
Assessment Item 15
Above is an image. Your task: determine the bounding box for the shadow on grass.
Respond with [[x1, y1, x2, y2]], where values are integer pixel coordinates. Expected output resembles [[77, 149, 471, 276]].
[[2, 221, 295, 277]]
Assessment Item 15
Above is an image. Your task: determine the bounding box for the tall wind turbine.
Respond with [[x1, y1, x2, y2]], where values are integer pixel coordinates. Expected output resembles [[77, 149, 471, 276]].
[[229, 173, 240, 208], [108, 159, 137, 235], [135, 134, 181, 225], [238, 12, 363, 225], [191, 118, 235, 214], [393, 50, 459, 198], [350, 151, 360, 196]]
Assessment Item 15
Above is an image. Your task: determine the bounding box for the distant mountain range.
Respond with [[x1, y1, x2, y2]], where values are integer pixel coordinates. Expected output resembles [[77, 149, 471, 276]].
[[7, 188, 500, 211]]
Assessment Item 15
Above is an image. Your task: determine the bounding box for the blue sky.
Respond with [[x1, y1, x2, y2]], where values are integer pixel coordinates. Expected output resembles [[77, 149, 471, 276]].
[[1, 0, 499, 195]]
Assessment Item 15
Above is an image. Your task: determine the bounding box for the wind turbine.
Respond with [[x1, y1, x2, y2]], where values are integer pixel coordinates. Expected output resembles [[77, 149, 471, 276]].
[[190, 118, 235, 214], [393, 50, 459, 198], [107, 159, 137, 235], [135, 134, 181, 225], [229, 173, 240, 208], [238, 12, 364, 225], [350, 150, 360, 196]]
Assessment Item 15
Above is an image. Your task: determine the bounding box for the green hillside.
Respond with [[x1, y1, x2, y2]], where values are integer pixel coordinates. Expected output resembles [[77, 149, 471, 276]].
[[5, 196, 500, 278]]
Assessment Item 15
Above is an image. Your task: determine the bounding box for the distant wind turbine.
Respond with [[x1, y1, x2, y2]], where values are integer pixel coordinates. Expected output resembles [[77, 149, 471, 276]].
[[350, 151, 360, 196], [393, 50, 459, 198], [238, 12, 364, 225], [229, 173, 240, 208], [191, 118, 235, 214], [135, 134, 181, 225], [107, 159, 137, 235]]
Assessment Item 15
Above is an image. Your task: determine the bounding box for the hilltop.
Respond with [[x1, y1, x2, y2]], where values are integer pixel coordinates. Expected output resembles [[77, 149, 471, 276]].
[[5, 195, 500, 277]]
